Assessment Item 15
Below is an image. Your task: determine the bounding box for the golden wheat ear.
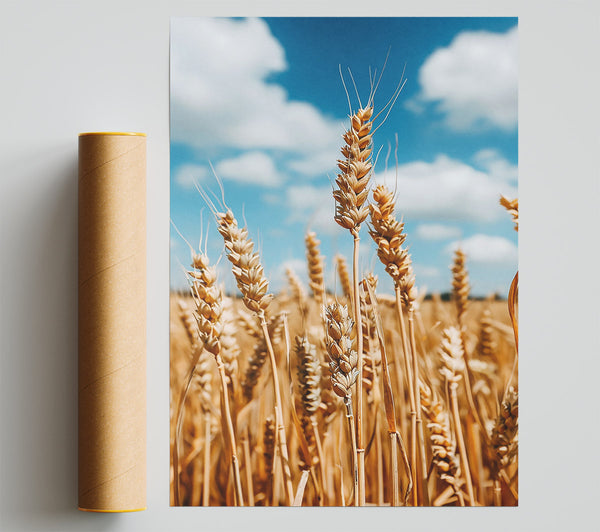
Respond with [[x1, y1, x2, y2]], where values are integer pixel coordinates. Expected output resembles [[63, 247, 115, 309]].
[[323, 301, 360, 505], [451, 248, 470, 326], [286, 267, 308, 319], [333, 106, 374, 233], [295, 335, 322, 418], [439, 326, 475, 506], [335, 254, 352, 303], [189, 251, 245, 506], [305, 231, 326, 306], [217, 209, 273, 315], [420, 382, 462, 499]]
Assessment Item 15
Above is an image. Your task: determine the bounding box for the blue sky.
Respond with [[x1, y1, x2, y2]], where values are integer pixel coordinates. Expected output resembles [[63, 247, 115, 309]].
[[170, 17, 518, 297]]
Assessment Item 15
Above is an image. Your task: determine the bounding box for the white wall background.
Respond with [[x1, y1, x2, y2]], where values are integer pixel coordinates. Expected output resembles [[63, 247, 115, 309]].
[[1, 1, 598, 531]]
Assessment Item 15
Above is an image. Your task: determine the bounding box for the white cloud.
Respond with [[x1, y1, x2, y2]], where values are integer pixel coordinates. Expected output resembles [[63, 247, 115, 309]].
[[215, 151, 282, 187], [413, 26, 518, 131], [375, 154, 516, 222], [415, 223, 462, 240], [445, 234, 517, 265], [287, 184, 332, 210], [284, 184, 343, 237], [281, 151, 515, 234], [472, 149, 518, 182], [279, 258, 308, 280], [262, 193, 280, 205], [265, 258, 308, 293], [286, 146, 341, 177], [414, 263, 441, 278], [174, 163, 209, 189], [403, 98, 425, 115], [171, 17, 342, 176]]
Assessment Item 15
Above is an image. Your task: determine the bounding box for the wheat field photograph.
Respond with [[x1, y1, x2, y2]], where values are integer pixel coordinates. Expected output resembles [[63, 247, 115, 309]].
[[169, 17, 518, 507]]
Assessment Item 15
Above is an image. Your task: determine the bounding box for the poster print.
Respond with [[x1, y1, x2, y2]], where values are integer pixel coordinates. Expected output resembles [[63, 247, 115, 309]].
[[170, 17, 518, 506]]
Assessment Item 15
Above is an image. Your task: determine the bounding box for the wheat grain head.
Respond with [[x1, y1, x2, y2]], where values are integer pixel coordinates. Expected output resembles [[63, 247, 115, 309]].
[[324, 302, 358, 399]]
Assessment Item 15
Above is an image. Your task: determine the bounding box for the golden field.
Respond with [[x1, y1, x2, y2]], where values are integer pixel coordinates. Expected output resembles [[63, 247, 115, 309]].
[[170, 290, 518, 506]]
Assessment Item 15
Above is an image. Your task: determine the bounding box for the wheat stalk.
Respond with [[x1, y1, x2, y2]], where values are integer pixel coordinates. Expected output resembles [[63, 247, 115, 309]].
[[359, 275, 380, 400], [179, 299, 214, 415], [420, 382, 464, 505], [450, 249, 493, 482], [324, 302, 359, 505], [189, 251, 245, 506], [404, 273, 430, 505], [369, 183, 425, 503], [183, 302, 215, 506], [362, 279, 412, 506], [294, 335, 327, 502], [333, 105, 374, 505], [172, 298, 213, 506], [217, 209, 294, 504], [439, 326, 475, 505]]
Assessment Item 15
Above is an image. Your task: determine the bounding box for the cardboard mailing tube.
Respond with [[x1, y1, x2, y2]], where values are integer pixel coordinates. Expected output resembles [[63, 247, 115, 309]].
[[78, 132, 146, 512]]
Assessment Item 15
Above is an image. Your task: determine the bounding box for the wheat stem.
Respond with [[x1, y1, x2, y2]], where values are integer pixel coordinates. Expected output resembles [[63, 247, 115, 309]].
[[394, 286, 417, 505], [450, 383, 475, 506], [242, 426, 255, 506], [408, 308, 430, 505], [216, 354, 245, 506], [259, 313, 295, 505], [351, 231, 366, 505], [375, 418, 384, 505], [312, 418, 327, 506], [363, 278, 406, 505], [493, 479, 502, 506], [202, 411, 211, 506], [344, 396, 359, 506], [173, 347, 202, 506]]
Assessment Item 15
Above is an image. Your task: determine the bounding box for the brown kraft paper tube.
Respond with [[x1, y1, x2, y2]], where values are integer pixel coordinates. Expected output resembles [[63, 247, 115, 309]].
[[78, 132, 146, 512]]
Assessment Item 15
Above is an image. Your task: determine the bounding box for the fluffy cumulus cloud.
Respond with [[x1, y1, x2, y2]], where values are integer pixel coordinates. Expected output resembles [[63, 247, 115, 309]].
[[286, 147, 341, 177], [374, 154, 516, 222], [413, 263, 441, 278], [174, 163, 209, 189], [215, 151, 283, 187], [413, 26, 518, 131], [473, 149, 518, 182], [283, 184, 343, 237], [276, 258, 309, 287], [415, 223, 462, 240], [280, 151, 516, 232], [445, 234, 517, 265], [171, 17, 342, 177]]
